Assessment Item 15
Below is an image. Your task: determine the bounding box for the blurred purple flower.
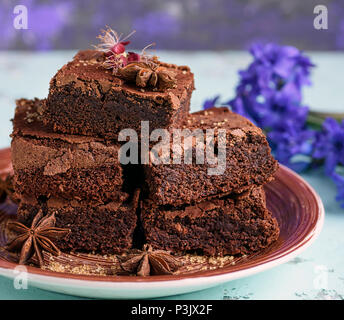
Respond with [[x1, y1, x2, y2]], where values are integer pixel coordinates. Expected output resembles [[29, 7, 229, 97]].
[[132, 11, 180, 45], [203, 95, 221, 110], [332, 173, 344, 208], [23, 1, 74, 50], [231, 94, 309, 131], [227, 95, 257, 125], [237, 43, 314, 104], [336, 19, 344, 50], [313, 118, 344, 175], [267, 123, 314, 172]]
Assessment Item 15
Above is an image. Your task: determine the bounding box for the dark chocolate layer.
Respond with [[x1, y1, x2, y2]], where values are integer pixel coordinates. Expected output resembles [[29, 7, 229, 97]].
[[142, 187, 279, 256], [17, 190, 140, 255]]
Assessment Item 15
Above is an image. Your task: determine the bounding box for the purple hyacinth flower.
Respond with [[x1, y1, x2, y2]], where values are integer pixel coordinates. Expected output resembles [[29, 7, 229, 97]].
[[332, 173, 344, 208], [235, 42, 314, 106], [267, 122, 314, 172], [313, 118, 344, 175], [203, 95, 221, 110]]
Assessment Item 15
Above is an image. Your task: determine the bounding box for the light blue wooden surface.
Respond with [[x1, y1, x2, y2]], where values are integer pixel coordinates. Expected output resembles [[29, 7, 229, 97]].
[[0, 51, 343, 300]]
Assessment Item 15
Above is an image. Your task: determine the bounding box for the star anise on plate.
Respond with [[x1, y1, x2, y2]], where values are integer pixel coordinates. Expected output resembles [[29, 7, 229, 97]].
[[6, 210, 70, 267], [118, 60, 177, 91], [119, 244, 182, 276], [0, 175, 15, 203]]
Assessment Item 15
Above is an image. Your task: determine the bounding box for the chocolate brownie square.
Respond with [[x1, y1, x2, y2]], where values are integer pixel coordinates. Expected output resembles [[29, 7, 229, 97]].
[[11, 99, 128, 203], [141, 187, 279, 256], [17, 190, 140, 255], [44, 50, 194, 138], [143, 107, 278, 206]]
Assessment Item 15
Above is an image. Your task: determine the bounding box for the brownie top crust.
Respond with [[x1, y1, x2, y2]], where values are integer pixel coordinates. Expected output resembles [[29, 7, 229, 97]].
[[148, 106, 272, 161], [184, 106, 260, 133], [50, 50, 194, 103], [171, 106, 269, 158], [11, 99, 121, 173]]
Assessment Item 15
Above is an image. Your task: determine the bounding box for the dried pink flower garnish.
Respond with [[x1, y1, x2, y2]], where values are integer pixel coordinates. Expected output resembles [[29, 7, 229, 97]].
[[95, 26, 135, 55], [139, 43, 157, 66], [127, 52, 140, 63], [94, 27, 136, 72], [94, 27, 157, 74]]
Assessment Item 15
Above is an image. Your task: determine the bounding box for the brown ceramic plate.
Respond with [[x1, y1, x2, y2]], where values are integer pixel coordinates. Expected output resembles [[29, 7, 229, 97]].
[[0, 148, 324, 299]]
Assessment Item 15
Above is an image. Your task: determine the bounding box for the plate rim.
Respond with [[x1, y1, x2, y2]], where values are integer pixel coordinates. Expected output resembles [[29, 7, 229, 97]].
[[0, 148, 325, 287]]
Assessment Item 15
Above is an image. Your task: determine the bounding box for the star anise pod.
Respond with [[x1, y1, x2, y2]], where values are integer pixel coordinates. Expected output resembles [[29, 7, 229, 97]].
[[0, 175, 15, 203], [118, 61, 176, 91], [6, 210, 70, 267], [119, 244, 182, 276]]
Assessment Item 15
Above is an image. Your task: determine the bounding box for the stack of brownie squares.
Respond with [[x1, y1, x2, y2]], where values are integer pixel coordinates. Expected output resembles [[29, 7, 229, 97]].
[[11, 49, 279, 257], [142, 107, 280, 256]]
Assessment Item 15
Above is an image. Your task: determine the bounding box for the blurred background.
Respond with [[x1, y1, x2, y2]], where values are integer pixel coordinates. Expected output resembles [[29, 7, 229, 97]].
[[0, 0, 343, 145], [1, 0, 343, 51]]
